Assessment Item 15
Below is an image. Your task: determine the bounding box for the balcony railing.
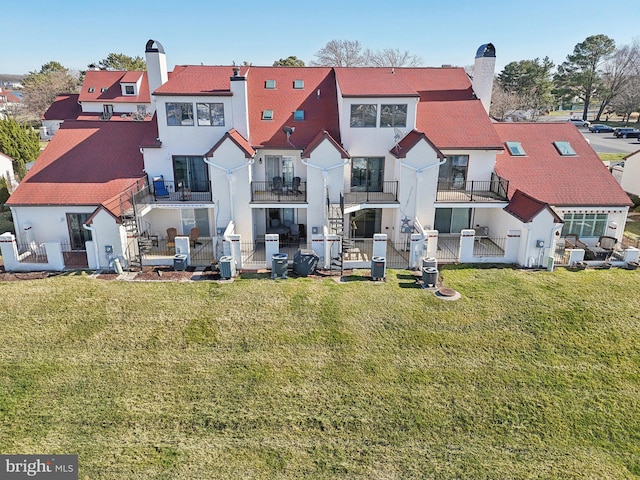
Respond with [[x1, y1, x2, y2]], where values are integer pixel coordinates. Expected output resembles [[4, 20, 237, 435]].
[[436, 173, 508, 202], [151, 180, 212, 202], [344, 181, 398, 204], [251, 180, 307, 203]]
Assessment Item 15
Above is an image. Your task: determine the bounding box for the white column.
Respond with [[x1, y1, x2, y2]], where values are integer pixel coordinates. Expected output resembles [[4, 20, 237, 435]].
[[425, 230, 439, 258], [373, 233, 387, 258], [459, 229, 475, 262], [265, 234, 280, 268], [409, 233, 425, 270]]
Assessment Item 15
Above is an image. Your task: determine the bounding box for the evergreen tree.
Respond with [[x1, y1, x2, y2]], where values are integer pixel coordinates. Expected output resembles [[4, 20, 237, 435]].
[[0, 117, 40, 179]]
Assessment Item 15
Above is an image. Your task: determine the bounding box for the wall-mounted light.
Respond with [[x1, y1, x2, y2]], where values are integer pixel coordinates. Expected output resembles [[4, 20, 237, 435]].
[[259, 157, 262, 164]]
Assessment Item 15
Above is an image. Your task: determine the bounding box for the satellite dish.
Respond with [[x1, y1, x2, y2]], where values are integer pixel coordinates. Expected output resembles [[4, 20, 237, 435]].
[[282, 126, 296, 148], [393, 127, 407, 153]]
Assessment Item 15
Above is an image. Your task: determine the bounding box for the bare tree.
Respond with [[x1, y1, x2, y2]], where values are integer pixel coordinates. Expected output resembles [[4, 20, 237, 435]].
[[595, 41, 640, 120], [490, 84, 524, 122], [366, 48, 423, 67], [310, 40, 368, 67], [609, 75, 640, 122]]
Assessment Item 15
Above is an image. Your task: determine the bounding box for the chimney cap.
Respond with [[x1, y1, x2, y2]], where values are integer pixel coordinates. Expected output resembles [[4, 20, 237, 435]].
[[145, 39, 165, 54], [475, 43, 496, 59]]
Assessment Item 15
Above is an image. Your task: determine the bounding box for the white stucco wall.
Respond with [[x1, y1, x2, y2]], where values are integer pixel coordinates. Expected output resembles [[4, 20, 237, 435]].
[[0, 153, 16, 188], [81, 101, 151, 114], [10, 206, 96, 244], [554, 206, 629, 244], [338, 96, 419, 155]]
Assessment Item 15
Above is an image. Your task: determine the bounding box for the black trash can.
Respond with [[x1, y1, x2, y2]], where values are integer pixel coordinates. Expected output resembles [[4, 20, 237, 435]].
[[271, 253, 288, 279], [293, 249, 319, 276], [371, 256, 386, 280], [173, 254, 188, 271]]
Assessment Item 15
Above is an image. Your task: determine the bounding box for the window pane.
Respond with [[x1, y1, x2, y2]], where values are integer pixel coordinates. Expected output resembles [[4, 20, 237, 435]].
[[350, 104, 377, 127], [196, 104, 211, 125], [210, 103, 224, 126], [380, 104, 407, 128], [166, 102, 193, 126]]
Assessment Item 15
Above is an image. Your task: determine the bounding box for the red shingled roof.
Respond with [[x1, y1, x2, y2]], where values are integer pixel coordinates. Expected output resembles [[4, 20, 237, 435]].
[[205, 128, 255, 158], [0, 88, 21, 104], [79, 70, 150, 103], [494, 122, 632, 207], [246, 67, 341, 149], [303, 130, 349, 158], [7, 121, 149, 216], [42, 94, 81, 120], [334, 68, 418, 97], [505, 189, 563, 223], [153, 65, 246, 95], [390, 129, 444, 159]]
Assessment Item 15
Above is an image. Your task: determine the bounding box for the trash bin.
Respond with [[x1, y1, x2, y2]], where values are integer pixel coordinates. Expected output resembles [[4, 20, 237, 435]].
[[422, 256, 437, 270], [173, 254, 188, 271], [293, 249, 319, 276], [271, 253, 288, 279], [371, 256, 386, 280], [422, 267, 438, 287], [219, 255, 236, 279]]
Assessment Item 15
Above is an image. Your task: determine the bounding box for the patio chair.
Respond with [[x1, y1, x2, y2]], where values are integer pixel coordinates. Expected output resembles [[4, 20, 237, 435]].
[[153, 176, 170, 199], [166, 227, 177, 250], [189, 227, 201, 247], [564, 233, 596, 260], [271, 176, 283, 196], [597, 235, 618, 259], [291, 176, 302, 195]]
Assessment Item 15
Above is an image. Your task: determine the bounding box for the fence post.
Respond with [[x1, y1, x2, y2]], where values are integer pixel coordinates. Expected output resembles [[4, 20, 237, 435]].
[[409, 233, 424, 270], [265, 234, 279, 268], [0, 232, 19, 271], [175, 236, 190, 266], [623, 247, 640, 264], [459, 229, 475, 262], [425, 230, 439, 258], [311, 233, 326, 267], [44, 242, 65, 271], [228, 234, 242, 270], [504, 230, 521, 264], [325, 234, 341, 269], [373, 233, 387, 258]]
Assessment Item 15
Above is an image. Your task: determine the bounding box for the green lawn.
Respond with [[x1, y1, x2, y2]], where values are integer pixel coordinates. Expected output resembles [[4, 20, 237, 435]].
[[1, 268, 639, 479]]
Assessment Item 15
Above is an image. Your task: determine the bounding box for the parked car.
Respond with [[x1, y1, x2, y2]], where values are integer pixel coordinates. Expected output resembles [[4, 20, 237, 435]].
[[613, 127, 640, 138], [588, 124, 614, 133], [568, 118, 590, 127]]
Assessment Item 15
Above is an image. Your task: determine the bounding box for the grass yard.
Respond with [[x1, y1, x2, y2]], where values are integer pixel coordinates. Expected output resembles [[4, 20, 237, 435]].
[[1, 268, 639, 479]]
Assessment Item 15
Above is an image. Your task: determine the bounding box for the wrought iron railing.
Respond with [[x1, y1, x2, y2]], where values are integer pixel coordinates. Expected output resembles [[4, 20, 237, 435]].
[[345, 181, 398, 203], [436, 174, 509, 202], [250, 180, 307, 202], [152, 180, 212, 202]]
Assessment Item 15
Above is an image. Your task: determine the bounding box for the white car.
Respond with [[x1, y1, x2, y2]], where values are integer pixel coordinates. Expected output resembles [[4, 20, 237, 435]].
[[568, 118, 590, 127]]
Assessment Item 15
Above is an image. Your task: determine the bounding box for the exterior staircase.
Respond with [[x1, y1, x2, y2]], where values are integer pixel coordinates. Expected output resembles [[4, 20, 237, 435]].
[[328, 194, 350, 276]]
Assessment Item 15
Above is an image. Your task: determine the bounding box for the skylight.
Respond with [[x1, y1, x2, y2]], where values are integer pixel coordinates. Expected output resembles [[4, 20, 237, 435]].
[[553, 141, 576, 156], [88, 87, 95, 93], [505, 141, 526, 156], [101, 87, 108, 93], [293, 79, 304, 89], [265, 79, 276, 89], [293, 110, 304, 121], [262, 110, 273, 120]]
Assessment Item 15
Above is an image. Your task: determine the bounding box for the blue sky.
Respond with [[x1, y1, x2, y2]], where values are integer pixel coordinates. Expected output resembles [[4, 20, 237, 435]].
[[3, 0, 638, 75]]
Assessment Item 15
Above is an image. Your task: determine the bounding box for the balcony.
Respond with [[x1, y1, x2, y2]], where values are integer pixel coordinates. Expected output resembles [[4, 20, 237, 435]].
[[436, 173, 509, 203], [251, 180, 307, 203], [135, 180, 212, 205], [344, 181, 398, 205]]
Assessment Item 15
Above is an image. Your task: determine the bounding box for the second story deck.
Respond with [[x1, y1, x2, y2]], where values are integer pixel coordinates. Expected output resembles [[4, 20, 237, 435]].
[[436, 173, 509, 203]]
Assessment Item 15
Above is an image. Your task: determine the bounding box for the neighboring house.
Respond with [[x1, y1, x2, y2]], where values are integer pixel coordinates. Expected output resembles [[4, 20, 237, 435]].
[[41, 94, 81, 140], [0, 87, 21, 118], [614, 149, 640, 197], [4, 39, 634, 272], [0, 152, 18, 192]]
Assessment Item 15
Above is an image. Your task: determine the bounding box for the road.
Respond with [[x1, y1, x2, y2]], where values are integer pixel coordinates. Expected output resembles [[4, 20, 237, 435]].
[[580, 128, 640, 155]]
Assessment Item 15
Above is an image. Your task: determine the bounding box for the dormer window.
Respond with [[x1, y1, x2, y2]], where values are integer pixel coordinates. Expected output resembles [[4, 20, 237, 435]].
[[124, 85, 134, 95], [262, 110, 274, 120], [265, 80, 276, 89], [293, 110, 304, 121], [554, 141, 576, 156], [506, 141, 526, 156], [293, 79, 304, 89]]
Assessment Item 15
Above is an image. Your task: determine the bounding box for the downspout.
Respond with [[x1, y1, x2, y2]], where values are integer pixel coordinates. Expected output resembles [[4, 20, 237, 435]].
[[301, 158, 349, 228], [83, 223, 100, 269], [205, 158, 254, 222]]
